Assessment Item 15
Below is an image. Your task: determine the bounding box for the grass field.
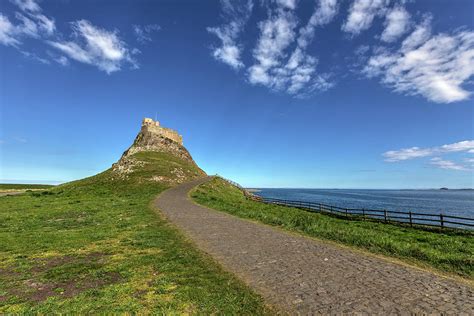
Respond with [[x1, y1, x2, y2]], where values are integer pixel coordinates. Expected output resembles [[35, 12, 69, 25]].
[[0, 184, 54, 191], [191, 177, 474, 279], [0, 152, 268, 313]]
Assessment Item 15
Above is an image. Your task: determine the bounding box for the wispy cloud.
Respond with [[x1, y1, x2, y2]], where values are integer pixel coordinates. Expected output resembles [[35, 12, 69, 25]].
[[207, 0, 474, 102], [298, 0, 339, 48], [0, 6, 55, 47], [430, 157, 467, 171], [247, 0, 336, 96], [0, 14, 20, 46], [2, 0, 55, 43], [384, 141, 474, 171], [248, 5, 298, 87], [55, 55, 69, 66], [1, 0, 144, 73], [10, 0, 41, 13], [383, 146, 433, 162], [49, 20, 137, 74], [342, 0, 389, 36], [364, 16, 474, 103], [133, 24, 160, 44], [207, 0, 253, 70], [276, 0, 298, 10], [383, 140, 474, 162], [207, 0, 337, 96], [380, 5, 410, 42]]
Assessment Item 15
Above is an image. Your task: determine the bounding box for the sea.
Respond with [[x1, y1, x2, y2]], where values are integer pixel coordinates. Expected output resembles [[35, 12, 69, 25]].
[[254, 188, 474, 222]]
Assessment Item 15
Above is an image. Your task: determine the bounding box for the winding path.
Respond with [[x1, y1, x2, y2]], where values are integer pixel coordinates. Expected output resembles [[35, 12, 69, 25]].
[[155, 177, 473, 314]]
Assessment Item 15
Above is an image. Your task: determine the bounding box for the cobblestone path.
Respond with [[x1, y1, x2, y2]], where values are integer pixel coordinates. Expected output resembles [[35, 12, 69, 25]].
[[155, 177, 474, 314]]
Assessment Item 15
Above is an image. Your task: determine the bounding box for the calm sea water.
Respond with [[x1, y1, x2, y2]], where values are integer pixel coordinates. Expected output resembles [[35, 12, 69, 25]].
[[254, 189, 474, 219]]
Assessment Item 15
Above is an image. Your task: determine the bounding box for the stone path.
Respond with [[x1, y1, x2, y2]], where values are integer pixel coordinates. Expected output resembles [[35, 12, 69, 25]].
[[155, 177, 474, 314]]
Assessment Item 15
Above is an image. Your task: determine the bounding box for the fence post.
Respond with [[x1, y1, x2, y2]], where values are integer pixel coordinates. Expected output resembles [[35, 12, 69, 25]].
[[409, 211, 412, 227], [440, 214, 444, 229], [362, 208, 365, 219], [345, 208, 348, 217], [319, 203, 322, 211], [384, 210, 387, 222]]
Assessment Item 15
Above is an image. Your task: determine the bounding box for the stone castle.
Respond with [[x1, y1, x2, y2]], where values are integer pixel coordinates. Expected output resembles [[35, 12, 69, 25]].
[[142, 118, 183, 145]]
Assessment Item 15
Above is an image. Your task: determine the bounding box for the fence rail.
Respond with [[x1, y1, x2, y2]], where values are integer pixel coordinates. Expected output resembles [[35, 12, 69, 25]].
[[215, 176, 474, 231], [261, 197, 474, 230]]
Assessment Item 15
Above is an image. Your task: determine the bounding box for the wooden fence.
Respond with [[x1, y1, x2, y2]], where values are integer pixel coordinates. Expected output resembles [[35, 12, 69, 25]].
[[261, 197, 474, 230], [216, 176, 474, 231]]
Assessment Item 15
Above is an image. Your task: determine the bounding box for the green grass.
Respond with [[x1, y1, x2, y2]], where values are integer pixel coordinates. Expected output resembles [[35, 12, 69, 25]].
[[191, 177, 474, 279], [0, 152, 268, 314], [0, 184, 54, 191]]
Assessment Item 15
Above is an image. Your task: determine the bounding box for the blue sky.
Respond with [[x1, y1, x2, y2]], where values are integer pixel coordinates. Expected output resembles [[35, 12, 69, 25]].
[[0, 0, 473, 188]]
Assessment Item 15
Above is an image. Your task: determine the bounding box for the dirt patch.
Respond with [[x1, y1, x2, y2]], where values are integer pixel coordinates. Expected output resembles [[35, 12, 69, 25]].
[[0, 266, 22, 279], [15, 271, 122, 302], [31, 252, 105, 273], [2, 253, 122, 303]]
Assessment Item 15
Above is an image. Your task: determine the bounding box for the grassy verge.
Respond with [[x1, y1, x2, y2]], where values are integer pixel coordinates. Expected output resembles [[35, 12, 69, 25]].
[[191, 177, 474, 279], [0, 184, 54, 192], [0, 153, 268, 314]]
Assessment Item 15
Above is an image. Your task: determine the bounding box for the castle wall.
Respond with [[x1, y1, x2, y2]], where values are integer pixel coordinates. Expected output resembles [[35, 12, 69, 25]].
[[142, 118, 183, 145]]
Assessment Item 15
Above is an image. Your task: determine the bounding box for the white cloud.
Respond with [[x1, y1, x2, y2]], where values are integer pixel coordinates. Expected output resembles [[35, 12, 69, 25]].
[[342, 0, 389, 36], [20, 49, 50, 64], [55, 55, 69, 66], [207, 0, 253, 70], [10, 0, 41, 13], [2, 1, 143, 73], [0, 0, 55, 48], [133, 24, 160, 44], [465, 158, 474, 166], [15, 13, 39, 38], [383, 146, 433, 162], [430, 157, 467, 171], [248, 8, 298, 85], [9, 0, 55, 36], [381, 5, 410, 42], [298, 0, 338, 48], [364, 17, 474, 103], [49, 20, 137, 74], [32, 13, 55, 35], [0, 14, 20, 46], [383, 140, 474, 162], [400, 14, 431, 52], [276, 0, 298, 10], [247, 0, 335, 96], [440, 140, 474, 152]]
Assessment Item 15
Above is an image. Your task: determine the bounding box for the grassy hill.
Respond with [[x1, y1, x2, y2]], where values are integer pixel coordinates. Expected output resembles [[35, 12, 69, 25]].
[[191, 177, 474, 279], [0, 151, 268, 313]]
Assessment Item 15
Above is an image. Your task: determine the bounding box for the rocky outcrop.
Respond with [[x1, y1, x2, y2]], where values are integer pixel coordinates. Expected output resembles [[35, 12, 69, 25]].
[[122, 128, 196, 163], [111, 118, 205, 178]]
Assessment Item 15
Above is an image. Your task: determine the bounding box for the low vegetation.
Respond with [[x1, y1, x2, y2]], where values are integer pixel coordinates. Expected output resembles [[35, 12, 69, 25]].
[[0, 152, 268, 313], [0, 184, 54, 191], [191, 177, 474, 279]]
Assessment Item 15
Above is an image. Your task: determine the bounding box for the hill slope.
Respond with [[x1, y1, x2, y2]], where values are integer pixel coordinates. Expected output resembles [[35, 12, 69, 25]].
[[0, 122, 268, 314]]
